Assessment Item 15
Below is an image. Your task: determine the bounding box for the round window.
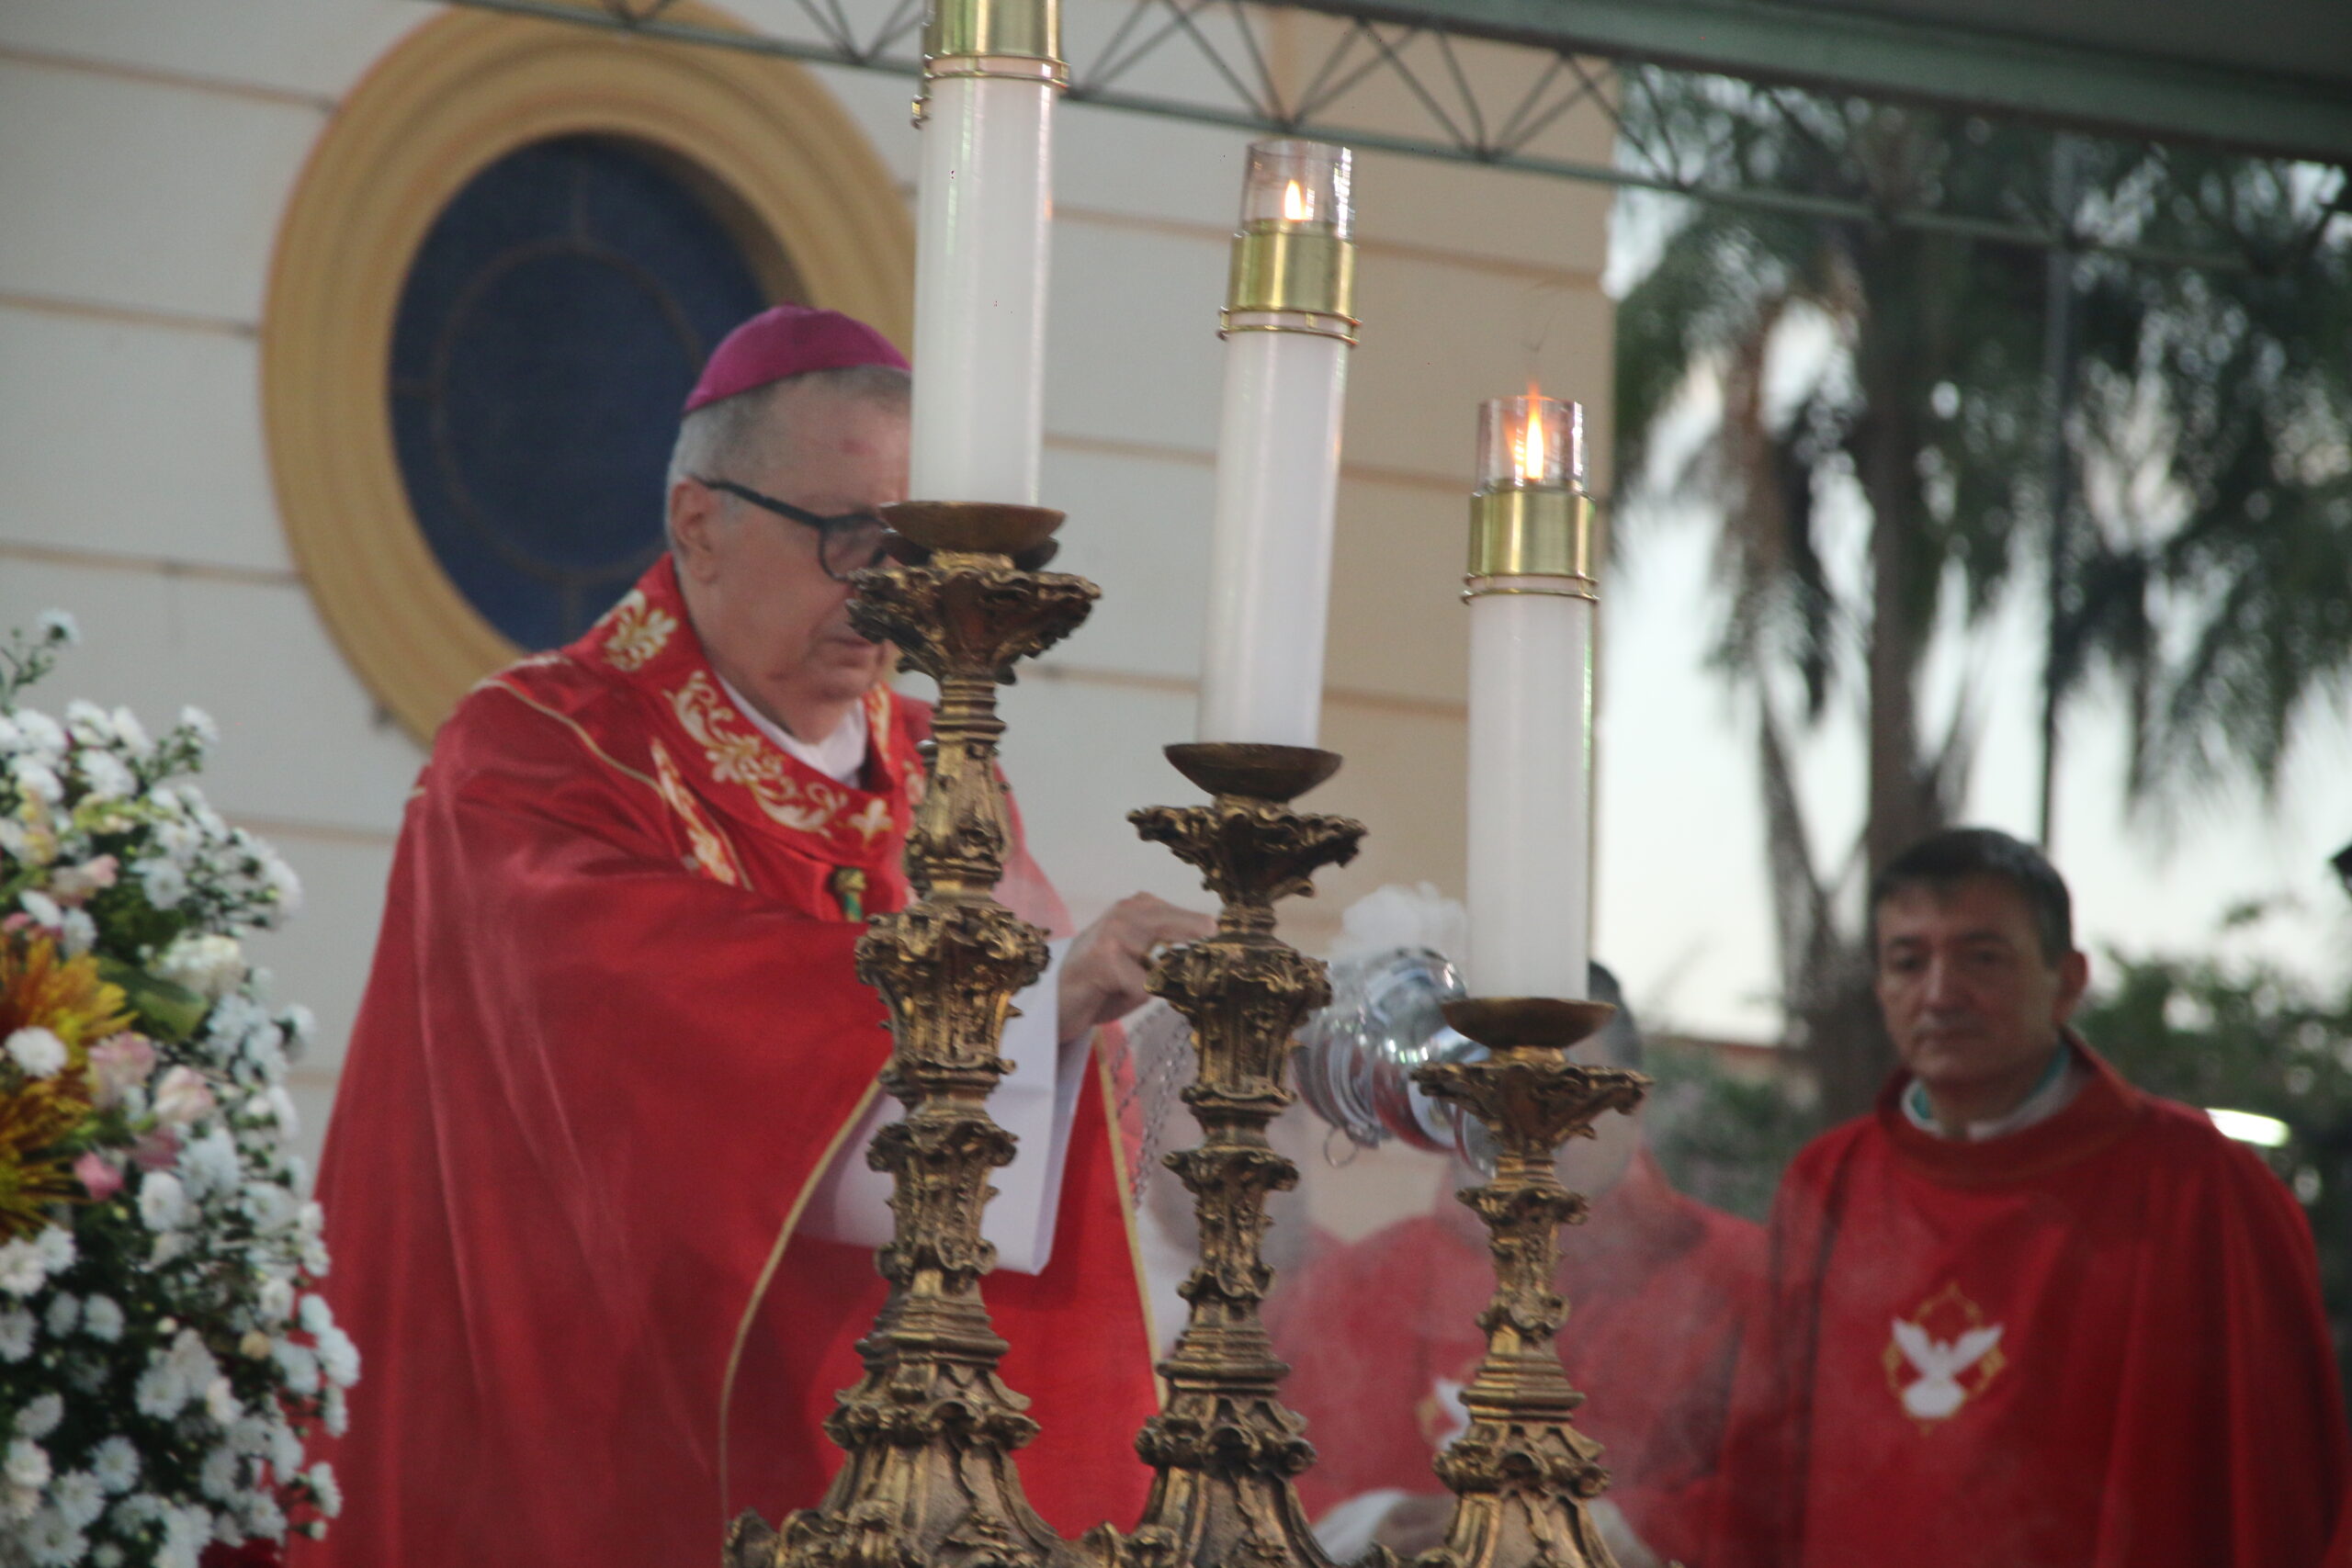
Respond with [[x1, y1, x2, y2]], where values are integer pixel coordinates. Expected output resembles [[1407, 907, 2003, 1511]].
[[389, 136, 771, 649]]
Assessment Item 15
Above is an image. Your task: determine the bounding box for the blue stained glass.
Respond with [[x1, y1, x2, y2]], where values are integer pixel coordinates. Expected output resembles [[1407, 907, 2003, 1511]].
[[390, 137, 773, 649]]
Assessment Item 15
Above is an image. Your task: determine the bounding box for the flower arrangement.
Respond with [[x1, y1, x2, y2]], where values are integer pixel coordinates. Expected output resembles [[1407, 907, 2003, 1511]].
[[0, 615, 350, 1568]]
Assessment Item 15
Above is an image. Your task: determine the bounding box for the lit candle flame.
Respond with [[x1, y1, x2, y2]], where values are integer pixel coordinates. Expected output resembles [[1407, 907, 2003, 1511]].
[[1512, 395, 1545, 486], [1283, 178, 1313, 223]]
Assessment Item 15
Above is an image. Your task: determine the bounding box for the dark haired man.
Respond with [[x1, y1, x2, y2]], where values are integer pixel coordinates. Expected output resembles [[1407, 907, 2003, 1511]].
[[1710, 827, 2347, 1568]]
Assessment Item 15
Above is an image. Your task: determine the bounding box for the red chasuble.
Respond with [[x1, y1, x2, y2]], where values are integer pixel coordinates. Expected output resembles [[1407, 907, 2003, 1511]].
[[1708, 1039, 2350, 1568], [1264, 1151, 1765, 1567], [298, 558, 1158, 1568]]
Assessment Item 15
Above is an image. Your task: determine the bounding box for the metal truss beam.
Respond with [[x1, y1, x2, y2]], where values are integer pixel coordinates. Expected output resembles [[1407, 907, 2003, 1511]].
[[1264, 0, 2352, 169], [443, 0, 2346, 276]]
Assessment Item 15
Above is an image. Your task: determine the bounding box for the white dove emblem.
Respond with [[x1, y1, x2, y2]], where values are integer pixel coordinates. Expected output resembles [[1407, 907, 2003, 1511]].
[[1891, 1317, 2004, 1420]]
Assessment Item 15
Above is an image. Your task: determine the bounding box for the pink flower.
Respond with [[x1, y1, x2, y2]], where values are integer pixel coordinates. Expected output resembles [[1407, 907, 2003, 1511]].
[[151, 1065, 215, 1127], [74, 1151, 124, 1201], [86, 1033, 158, 1109], [130, 1126, 182, 1172], [48, 855, 119, 907]]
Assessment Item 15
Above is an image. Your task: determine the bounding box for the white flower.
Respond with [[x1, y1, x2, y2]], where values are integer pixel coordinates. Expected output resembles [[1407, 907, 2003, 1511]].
[[299, 1294, 334, 1336], [109, 706, 149, 757], [15, 1393, 62, 1438], [0, 1239, 49, 1297], [22, 1504, 85, 1566], [180, 1131, 240, 1202], [42, 1296, 76, 1338], [0, 1308, 33, 1360], [322, 1384, 348, 1438], [59, 908, 95, 956], [6, 1026, 67, 1078], [154, 933, 246, 1001], [266, 1419, 301, 1477], [198, 1444, 239, 1501], [6, 1437, 52, 1489], [158, 1505, 208, 1568], [10, 758, 62, 806], [13, 709, 64, 755], [154, 821, 201, 864], [253, 1086, 300, 1139], [31, 1228, 71, 1274], [273, 1340, 320, 1397], [79, 1296, 121, 1343], [62, 700, 112, 746], [16, 891, 63, 931], [203, 1376, 241, 1425], [309, 1461, 343, 1519], [315, 1323, 360, 1389], [139, 1171, 190, 1232], [52, 1469, 104, 1529], [136, 858, 189, 909], [134, 1328, 219, 1419], [74, 749, 135, 801], [133, 1364, 183, 1419], [94, 1546, 124, 1568], [89, 1438, 137, 1495], [243, 1492, 287, 1540], [262, 855, 302, 916], [178, 706, 219, 746], [35, 610, 78, 646], [256, 1278, 294, 1324], [149, 1231, 187, 1266]]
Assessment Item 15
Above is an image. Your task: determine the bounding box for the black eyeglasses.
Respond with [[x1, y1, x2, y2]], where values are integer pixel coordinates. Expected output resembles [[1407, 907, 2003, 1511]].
[[693, 476, 891, 582]]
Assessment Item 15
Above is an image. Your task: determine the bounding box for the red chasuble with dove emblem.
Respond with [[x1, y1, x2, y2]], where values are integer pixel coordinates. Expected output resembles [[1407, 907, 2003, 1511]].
[[299, 558, 1157, 1568], [1707, 1039, 2349, 1568]]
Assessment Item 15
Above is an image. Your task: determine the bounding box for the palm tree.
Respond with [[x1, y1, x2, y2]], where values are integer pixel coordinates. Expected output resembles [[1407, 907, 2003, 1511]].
[[1611, 74, 2352, 1120]]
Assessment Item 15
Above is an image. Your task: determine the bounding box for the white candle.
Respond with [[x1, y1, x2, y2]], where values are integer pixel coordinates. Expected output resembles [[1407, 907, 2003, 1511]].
[[908, 7, 1063, 504], [1196, 141, 1357, 748], [1464, 395, 1594, 1000]]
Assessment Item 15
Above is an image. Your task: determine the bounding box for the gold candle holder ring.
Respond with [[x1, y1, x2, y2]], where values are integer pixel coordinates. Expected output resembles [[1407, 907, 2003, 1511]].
[[1222, 141, 1358, 344]]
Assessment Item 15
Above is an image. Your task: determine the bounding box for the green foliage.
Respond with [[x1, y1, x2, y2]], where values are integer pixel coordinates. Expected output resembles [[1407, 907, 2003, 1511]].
[[2075, 951, 2352, 1396], [1645, 1044, 1820, 1224]]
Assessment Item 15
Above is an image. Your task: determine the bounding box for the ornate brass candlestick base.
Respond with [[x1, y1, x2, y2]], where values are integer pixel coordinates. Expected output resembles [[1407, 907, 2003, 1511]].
[[1125, 741, 1366, 1568], [728, 501, 1099, 1568], [1409, 998, 1649, 1568]]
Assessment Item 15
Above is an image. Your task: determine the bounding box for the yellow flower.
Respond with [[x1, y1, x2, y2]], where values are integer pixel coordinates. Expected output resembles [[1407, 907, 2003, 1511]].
[[0, 1083, 85, 1239], [0, 934, 132, 1063], [0, 934, 122, 1236]]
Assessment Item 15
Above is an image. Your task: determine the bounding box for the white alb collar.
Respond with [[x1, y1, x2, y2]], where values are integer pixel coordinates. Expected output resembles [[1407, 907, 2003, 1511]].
[[715, 675, 868, 787]]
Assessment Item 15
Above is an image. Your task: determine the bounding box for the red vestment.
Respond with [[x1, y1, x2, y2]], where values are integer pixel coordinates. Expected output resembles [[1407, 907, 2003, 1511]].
[[299, 559, 1158, 1568], [1265, 1151, 1765, 1567], [1708, 1040, 2350, 1568]]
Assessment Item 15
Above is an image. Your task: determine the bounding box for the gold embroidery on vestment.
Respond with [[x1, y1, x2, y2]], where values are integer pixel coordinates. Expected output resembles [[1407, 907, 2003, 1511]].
[[601, 590, 678, 673], [669, 671, 852, 835], [650, 738, 746, 886]]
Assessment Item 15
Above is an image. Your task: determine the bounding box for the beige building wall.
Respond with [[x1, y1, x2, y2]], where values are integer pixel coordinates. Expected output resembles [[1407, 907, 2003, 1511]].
[[0, 0, 1612, 1238]]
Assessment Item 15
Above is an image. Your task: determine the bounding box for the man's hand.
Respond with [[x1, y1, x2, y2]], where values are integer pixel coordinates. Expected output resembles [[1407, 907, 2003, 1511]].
[[1057, 894, 1216, 1042]]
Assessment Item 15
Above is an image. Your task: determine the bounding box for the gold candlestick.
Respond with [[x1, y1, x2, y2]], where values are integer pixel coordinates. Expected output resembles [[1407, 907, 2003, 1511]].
[[1125, 741, 1365, 1568], [728, 501, 1099, 1568], [1410, 998, 1649, 1568]]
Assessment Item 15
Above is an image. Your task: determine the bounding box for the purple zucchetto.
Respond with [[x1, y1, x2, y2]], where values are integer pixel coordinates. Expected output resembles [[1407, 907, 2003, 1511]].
[[683, 304, 910, 413]]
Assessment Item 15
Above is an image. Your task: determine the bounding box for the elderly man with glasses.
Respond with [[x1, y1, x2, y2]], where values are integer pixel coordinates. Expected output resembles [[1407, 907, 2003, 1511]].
[[306, 307, 1207, 1568]]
